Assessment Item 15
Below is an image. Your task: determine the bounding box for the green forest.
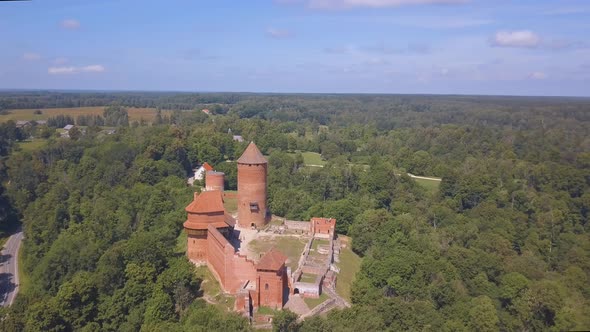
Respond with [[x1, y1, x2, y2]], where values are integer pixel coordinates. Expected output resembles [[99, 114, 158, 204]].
[[0, 92, 589, 331]]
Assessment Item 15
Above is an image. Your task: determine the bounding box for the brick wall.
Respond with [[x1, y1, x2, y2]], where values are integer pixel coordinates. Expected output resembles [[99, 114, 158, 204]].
[[206, 225, 257, 294]]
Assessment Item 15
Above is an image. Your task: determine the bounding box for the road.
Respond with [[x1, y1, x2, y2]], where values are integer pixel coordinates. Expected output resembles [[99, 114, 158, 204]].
[[0, 229, 23, 307]]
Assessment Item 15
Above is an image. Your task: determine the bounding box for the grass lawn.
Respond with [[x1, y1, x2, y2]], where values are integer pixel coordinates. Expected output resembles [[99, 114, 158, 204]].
[[18, 244, 30, 296], [249, 236, 307, 271], [311, 238, 330, 251], [335, 236, 362, 302], [304, 293, 329, 309], [17, 139, 47, 152], [301, 152, 326, 166], [256, 306, 278, 315], [223, 190, 238, 213], [414, 177, 441, 195], [287, 151, 326, 167], [0, 107, 167, 123], [299, 273, 317, 283], [193, 265, 235, 312]]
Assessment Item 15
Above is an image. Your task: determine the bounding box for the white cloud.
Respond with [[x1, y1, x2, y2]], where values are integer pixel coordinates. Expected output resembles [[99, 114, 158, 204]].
[[528, 71, 547, 80], [60, 19, 80, 30], [48, 64, 105, 75], [82, 65, 105, 72], [53, 57, 68, 65], [306, 0, 468, 9], [266, 28, 293, 39], [23, 52, 41, 61], [394, 16, 493, 29], [491, 30, 541, 48]]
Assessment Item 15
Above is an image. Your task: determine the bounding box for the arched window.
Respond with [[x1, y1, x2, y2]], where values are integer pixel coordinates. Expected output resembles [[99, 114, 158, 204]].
[[265, 283, 269, 290]]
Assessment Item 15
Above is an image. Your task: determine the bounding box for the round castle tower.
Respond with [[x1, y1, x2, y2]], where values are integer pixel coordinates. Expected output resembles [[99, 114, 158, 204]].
[[205, 171, 225, 192], [237, 142, 269, 228]]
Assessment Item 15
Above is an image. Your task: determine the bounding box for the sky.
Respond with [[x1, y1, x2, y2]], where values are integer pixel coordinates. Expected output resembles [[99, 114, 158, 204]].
[[1, 0, 589, 96]]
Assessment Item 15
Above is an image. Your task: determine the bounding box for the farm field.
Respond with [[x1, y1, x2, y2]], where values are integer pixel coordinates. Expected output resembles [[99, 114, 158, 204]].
[[0, 106, 167, 123]]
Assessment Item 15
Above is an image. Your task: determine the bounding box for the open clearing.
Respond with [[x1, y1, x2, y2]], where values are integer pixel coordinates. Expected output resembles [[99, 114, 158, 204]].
[[288, 151, 326, 167], [0, 106, 167, 123], [301, 152, 325, 166], [335, 236, 361, 302], [414, 177, 441, 194], [17, 139, 47, 152], [194, 266, 235, 312]]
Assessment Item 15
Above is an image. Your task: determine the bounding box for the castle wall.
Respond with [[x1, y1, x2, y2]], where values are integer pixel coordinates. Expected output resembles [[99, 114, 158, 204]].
[[186, 231, 207, 262], [237, 163, 268, 228], [206, 225, 257, 294], [310, 217, 336, 238], [285, 220, 310, 233]]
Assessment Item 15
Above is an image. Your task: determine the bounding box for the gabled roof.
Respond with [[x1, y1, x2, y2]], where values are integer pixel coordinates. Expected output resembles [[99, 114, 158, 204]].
[[202, 162, 214, 171], [257, 248, 287, 271], [185, 190, 224, 214], [237, 142, 267, 165]]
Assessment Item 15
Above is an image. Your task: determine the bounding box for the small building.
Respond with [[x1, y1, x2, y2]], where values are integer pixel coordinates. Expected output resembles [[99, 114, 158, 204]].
[[310, 217, 336, 239], [201, 109, 211, 115], [233, 135, 244, 142], [63, 124, 74, 131], [35, 120, 47, 125], [194, 162, 214, 181], [255, 249, 288, 309], [15, 120, 31, 128]]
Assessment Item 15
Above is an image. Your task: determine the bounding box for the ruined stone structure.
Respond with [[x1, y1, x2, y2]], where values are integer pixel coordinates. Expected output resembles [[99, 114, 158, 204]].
[[237, 142, 269, 228], [310, 217, 336, 239]]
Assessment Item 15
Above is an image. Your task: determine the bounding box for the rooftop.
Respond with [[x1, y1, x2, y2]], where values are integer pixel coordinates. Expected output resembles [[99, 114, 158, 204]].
[[202, 162, 214, 171], [257, 248, 287, 271], [185, 190, 224, 214], [237, 142, 267, 165]]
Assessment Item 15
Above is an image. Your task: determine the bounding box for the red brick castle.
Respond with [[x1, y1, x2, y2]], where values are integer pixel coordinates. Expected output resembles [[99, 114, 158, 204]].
[[183, 142, 287, 312]]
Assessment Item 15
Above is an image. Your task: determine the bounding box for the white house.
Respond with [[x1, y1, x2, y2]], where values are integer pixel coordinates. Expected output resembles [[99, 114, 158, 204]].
[[193, 162, 213, 181]]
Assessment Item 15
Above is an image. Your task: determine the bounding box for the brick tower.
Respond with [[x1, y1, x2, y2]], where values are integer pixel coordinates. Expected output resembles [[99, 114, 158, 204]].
[[256, 249, 288, 309], [183, 190, 234, 262], [237, 142, 269, 228]]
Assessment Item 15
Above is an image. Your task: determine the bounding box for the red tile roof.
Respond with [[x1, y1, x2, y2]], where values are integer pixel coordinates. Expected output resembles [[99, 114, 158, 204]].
[[202, 162, 214, 171], [237, 142, 267, 165], [257, 248, 287, 271], [185, 190, 224, 214]]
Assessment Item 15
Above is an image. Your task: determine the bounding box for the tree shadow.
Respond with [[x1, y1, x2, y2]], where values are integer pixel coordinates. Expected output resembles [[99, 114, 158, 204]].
[[0, 272, 16, 304], [0, 253, 12, 265]]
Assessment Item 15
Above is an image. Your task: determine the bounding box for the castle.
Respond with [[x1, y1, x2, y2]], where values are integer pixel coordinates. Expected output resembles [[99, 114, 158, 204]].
[[183, 142, 288, 313]]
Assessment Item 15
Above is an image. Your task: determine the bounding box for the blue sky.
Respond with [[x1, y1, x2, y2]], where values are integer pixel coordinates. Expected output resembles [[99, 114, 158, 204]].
[[1, 0, 589, 96]]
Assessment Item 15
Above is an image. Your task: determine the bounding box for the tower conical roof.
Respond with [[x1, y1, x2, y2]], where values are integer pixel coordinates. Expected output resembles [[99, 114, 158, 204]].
[[237, 142, 267, 164]]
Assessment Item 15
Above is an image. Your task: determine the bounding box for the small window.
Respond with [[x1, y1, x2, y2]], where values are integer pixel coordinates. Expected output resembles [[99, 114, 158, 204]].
[[249, 202, 259, 212], [265, 283, 269, 290]]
